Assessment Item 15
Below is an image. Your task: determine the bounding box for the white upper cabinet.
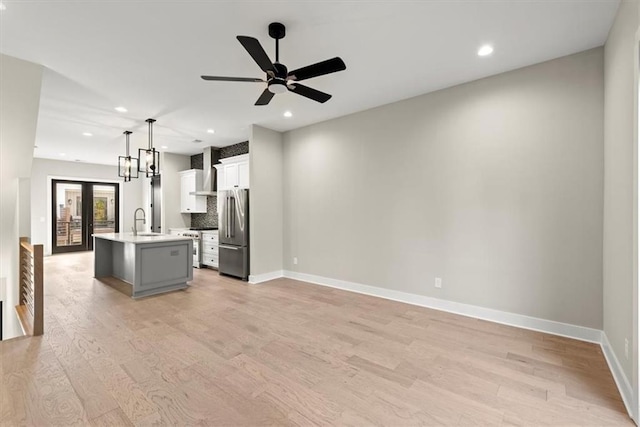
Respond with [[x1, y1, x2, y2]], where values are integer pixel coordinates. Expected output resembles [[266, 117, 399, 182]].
[[179, 169, 207, 213], [237, 161, 250, 188], [215, 154, 249, 191], [224, 163, 239, 188]]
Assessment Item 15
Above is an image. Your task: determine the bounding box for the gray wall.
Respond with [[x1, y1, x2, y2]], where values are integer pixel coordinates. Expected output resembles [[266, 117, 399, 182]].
[[250, 125, 284, 277], [603, 0, 638, 386], [283, 48, 604, 329], [30, 158, 143, 256]]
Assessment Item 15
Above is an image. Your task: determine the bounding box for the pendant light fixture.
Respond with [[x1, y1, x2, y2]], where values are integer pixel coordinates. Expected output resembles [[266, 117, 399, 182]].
[[139, 118, 160, 177], [118, 130, 139, 182]]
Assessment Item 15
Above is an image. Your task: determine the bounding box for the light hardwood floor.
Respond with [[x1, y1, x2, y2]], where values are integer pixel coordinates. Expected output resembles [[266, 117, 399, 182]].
[[0, 252, 633, 426]]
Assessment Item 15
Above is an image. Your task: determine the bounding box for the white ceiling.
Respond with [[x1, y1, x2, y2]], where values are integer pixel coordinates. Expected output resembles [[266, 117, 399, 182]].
[[0, 0, 620, 166]]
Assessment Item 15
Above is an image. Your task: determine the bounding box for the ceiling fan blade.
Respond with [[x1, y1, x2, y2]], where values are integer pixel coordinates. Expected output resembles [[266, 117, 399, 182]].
[[288, 83, 332, 103], [255, 88, 275, 106], [201, 76, 265, 82], [237, 36, 275, 73], [287, 57, 346, 82]]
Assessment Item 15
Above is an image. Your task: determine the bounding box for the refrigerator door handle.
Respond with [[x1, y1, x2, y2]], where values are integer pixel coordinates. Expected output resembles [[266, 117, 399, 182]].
[[219, 244, 239, 250], [229, 196, 233, 238], [230, 197, 235, 238], [226, 196, 231, 239]]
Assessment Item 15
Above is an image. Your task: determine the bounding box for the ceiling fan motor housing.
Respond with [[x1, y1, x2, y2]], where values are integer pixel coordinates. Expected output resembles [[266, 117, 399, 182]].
[[272, 62, 288, 79]]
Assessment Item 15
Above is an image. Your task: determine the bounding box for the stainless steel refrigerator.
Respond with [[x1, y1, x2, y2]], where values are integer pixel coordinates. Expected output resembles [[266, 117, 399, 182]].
[[218, 188, 249, 280]]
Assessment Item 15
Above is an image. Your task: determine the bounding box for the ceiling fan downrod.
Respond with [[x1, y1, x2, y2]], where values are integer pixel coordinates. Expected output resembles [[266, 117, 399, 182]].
[[268, 22, 286, 63]]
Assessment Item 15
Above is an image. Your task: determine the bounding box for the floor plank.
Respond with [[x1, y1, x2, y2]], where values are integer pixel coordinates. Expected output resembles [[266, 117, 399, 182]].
[[0, 251, 632, 426]]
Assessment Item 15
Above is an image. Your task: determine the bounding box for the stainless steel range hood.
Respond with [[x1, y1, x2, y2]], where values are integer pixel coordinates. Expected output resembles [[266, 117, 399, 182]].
[[190, 146, 220, 196]]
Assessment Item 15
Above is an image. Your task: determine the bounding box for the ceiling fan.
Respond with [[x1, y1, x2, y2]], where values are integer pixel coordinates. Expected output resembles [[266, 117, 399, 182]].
[[201, 22, 346, 106]]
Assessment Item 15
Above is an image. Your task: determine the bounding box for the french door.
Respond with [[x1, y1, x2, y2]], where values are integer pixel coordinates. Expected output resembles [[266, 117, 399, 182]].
[[51, 180, 120, 253]]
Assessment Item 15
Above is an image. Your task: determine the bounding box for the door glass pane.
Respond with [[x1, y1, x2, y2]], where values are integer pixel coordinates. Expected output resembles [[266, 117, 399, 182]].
[[93, 185, 116, 235], [55, 183, 83, 247]]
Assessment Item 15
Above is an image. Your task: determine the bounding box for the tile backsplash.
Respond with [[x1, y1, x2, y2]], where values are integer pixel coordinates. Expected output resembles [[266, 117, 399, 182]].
[[220, 141, 249, 158], [191, 196, 218, 228], [190, 153, 203, 169], [188, 141, 249, 229]]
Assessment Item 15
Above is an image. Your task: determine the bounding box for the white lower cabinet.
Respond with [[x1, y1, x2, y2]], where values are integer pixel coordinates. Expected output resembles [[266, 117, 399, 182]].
[[201, 231, 219, 269]]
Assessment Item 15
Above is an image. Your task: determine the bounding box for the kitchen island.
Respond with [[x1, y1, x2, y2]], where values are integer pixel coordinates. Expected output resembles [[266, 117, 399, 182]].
[[93, 233, 193, 298]]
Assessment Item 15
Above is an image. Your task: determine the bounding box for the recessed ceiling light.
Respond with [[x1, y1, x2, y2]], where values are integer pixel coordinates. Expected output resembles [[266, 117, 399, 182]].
[[0, 3, 7, 11], [59, 153, 66, 157], [477, 45, 494, 57], [207, 129, 215, 134], [82, 132, 93, 137], [193, 139, 202, 144], [161, 145, 168, 149], [114, 106, 128, 113], [284, 111, 293, 118]]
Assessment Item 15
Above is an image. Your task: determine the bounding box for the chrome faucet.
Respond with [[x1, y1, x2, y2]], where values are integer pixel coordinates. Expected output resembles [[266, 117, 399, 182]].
[[133, 208, 146, 236]]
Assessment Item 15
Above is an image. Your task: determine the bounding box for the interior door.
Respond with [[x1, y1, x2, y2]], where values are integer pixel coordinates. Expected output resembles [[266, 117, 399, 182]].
[[52, 180, 119, 254]]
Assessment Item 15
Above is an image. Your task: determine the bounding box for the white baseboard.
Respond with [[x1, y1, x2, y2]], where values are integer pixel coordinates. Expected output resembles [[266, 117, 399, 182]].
[[601, 333, 634, 418], [281, 270, 603, 343], [249, 270, 284, 284]]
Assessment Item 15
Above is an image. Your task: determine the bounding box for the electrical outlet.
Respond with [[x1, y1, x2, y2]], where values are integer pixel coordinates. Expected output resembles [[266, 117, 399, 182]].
[[293, 257, 298, 265], [435, 277, 442, 288], [625, 338, 629, 359]]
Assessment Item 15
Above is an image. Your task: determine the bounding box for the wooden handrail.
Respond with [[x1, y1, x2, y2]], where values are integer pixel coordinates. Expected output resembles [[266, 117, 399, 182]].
[[16, 237, 43, 336]]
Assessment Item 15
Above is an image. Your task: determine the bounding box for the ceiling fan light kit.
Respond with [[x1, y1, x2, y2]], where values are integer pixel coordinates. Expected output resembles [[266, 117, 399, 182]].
[[201, 22, 346, 106]]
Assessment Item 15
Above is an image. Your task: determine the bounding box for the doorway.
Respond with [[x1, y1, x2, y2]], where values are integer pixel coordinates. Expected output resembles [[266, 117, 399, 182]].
[[51, 180, 120, 253]]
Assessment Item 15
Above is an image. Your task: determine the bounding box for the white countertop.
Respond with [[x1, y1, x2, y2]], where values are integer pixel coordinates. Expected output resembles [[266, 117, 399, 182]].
[[93, 233, 193, 244]]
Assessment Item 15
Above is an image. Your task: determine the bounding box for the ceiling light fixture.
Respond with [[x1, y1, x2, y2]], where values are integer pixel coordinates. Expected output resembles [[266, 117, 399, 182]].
[[119, 131, 139, 182], [207, 129, 215, 134], [59, 153, 66, 157], [114, 106, 128, 113], [161, 145, 168, 149], [284, 111, 292, 118], [477, 44, 494, 57], [138, 119, 160, 177], [82, 132, 93, 137], [0, 3, 6, 11]]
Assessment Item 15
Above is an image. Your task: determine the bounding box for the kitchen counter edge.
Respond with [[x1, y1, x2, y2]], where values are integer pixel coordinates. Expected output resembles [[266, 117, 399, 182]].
[[93, 233, 194, 244]]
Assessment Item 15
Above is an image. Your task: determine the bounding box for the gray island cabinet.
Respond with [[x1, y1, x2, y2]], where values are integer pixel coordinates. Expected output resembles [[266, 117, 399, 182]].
[[93, 233, 193, 298]]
